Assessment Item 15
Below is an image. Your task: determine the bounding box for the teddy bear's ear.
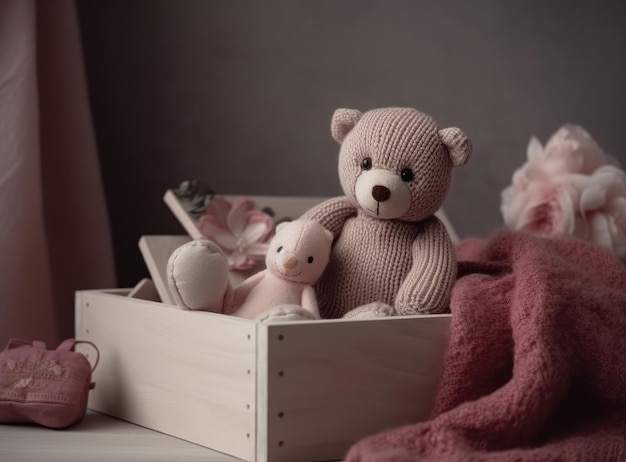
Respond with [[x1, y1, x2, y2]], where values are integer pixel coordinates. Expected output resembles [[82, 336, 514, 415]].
[[331, 108, 362, 143], [439, 127, 472, 167]]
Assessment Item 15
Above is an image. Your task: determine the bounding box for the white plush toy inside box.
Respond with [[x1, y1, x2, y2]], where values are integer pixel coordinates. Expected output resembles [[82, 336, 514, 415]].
[[75, 191, 457, 462]]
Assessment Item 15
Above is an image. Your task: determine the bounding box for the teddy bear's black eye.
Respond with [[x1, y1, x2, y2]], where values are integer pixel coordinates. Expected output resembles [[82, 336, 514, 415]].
[[307, 256, 314, 264], [400, 168, 414, 182], [277, 246, 284, 254], [361, 157, 372, 170]]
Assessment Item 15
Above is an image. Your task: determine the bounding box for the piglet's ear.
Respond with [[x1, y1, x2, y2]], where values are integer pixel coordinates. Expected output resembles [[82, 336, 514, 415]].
[[439, 127, 472, 167], [331, 108, 362, 143], [276, 221, 289, 233]]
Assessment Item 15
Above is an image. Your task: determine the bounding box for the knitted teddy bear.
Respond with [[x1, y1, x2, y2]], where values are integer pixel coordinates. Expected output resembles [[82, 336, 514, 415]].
[[166, 219, 333, 322], [302, 107, 472, 318]]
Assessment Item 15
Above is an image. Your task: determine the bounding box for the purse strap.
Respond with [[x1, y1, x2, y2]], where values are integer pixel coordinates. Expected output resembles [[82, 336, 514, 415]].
[[57, 339, 100, 372]]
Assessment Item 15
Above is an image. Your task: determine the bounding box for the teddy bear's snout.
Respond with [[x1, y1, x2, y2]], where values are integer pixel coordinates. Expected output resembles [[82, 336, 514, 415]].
[[372, 185, 391, 202], [282, 256, 298, 269]]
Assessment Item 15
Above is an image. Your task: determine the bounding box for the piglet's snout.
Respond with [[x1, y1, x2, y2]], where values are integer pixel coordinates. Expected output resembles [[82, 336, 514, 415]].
[[282, 256, 298, 269]]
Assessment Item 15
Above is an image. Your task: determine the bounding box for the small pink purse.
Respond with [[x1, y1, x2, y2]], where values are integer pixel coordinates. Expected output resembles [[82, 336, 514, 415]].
[[0, 338, 99, 428]]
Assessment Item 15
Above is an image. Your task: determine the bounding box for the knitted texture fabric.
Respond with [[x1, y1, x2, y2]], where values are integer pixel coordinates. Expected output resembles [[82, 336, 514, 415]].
[[303, 198, 456, 317], [338, 108, 453, 222], [345, 230, 626, 462], [302, 107, 470, 317]]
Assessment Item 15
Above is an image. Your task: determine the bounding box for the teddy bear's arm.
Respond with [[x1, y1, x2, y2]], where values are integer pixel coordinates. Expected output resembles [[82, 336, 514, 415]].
[[395, 216, 457, 315], [227, 270, 266, 314], [300, 285, 321, 319], [301, 196, 356, 238]]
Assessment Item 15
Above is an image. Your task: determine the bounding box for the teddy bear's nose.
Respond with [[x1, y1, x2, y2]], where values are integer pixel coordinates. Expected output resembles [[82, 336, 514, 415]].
[[283, 256, 298, 269], [372, 185, 391, 202]]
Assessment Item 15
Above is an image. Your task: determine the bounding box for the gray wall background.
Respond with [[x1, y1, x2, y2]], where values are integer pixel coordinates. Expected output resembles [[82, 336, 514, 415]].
[[76, 0, 626, 287]]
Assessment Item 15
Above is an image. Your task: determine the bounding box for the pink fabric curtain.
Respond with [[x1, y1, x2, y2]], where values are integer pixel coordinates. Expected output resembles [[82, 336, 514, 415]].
[[0, 0, 115, 346]]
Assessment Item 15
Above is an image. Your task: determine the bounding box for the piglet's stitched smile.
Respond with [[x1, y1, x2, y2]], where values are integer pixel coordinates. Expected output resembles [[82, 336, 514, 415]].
[[275, 262, 302, 279]]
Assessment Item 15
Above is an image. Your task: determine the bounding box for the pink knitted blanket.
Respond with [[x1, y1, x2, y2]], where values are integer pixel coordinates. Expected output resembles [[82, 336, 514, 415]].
[[346, 230, 626, 462]]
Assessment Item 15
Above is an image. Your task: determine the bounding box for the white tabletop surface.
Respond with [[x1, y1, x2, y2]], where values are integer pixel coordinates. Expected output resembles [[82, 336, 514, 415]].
[[0, 410, 239, 462]]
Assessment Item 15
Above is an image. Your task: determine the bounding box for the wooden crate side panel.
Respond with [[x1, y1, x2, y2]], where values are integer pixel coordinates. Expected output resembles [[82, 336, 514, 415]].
[[75, 291, 258, 462], [261, 316, 450, 462], [255, 323, 271, 462], [127, 278, 160, 302]]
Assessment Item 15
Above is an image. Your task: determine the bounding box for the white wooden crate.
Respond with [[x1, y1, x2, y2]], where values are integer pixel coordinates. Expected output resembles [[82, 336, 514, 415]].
[[75, 291, 450, 462], [75, 195, 454, 461]]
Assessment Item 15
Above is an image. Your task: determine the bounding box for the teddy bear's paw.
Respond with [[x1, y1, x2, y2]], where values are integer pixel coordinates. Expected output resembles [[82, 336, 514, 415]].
[[167, 239, 230, 311], [396, 303, 448, 316], [256, 305, 319, 323], [342, 302, 395, 319]]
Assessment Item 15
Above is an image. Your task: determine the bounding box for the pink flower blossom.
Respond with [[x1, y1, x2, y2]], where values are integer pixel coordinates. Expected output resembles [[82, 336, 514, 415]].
[[501, 125, 626, 260], [197, 196, 274, 270]]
